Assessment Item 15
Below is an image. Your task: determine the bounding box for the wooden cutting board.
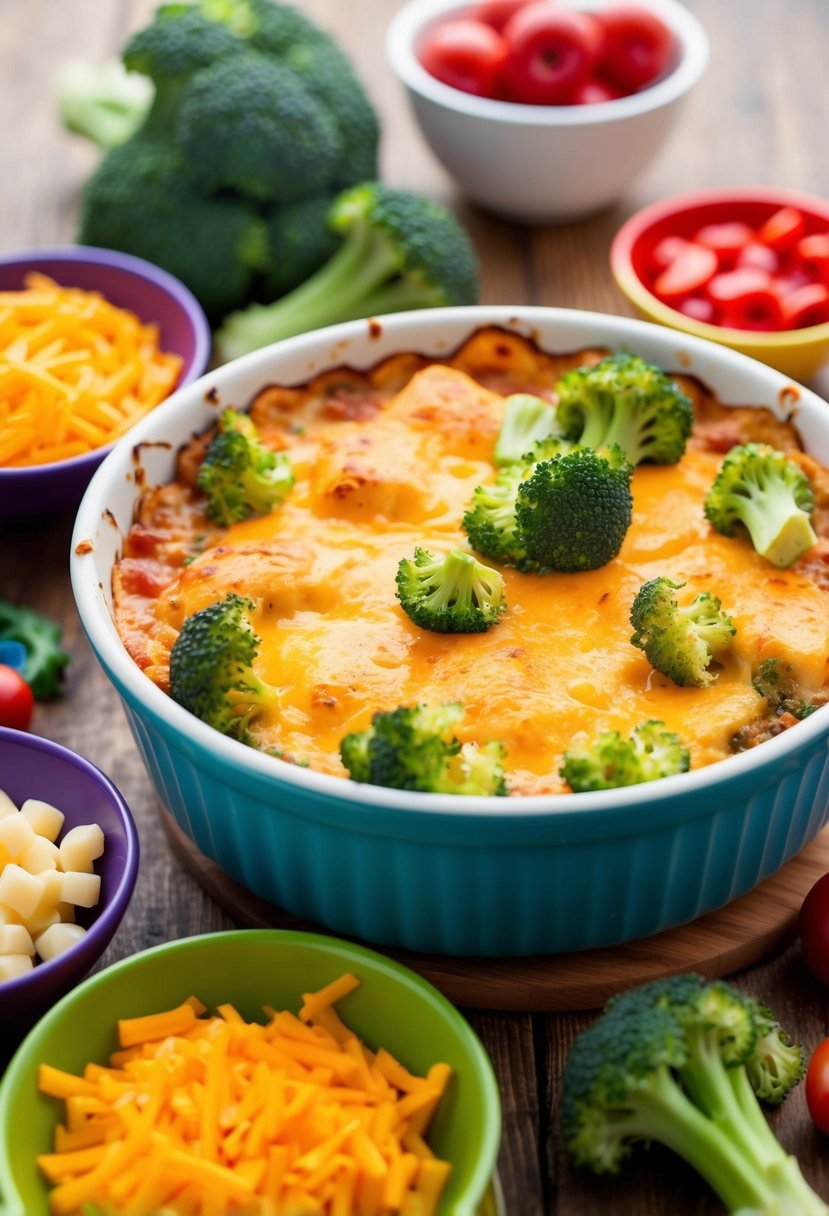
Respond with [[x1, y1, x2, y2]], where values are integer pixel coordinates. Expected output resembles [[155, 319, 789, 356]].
[[160, 806, 829, 1011]]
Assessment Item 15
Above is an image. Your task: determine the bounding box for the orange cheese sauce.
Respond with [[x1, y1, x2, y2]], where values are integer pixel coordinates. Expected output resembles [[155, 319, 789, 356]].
[[115, 337, 829, 796]]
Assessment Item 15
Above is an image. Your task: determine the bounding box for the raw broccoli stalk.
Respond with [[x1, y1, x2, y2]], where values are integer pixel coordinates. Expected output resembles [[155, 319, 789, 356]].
[[563, 973, 824, 1215], [704, 442, 817, 568], [561, 720, 690, 792], [630, 577, 736, 688], [555, 353, 693, 466], [56, 59, 153, 150], [493, 394, 560, 467], [0, 599, 70, 701], [395, 547, 506, 634], [215, 182, 480, 361], [339, 703, 507, 795], [197, 409, 294, 525], [168, 593, 278, 746], [752, 657, 820, 720], [463, 444, 633, 573]]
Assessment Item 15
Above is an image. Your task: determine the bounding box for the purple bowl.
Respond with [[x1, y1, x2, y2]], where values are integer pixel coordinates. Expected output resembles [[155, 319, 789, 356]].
[[0, 245, 211, 521], [0, 727, 139, 1036]]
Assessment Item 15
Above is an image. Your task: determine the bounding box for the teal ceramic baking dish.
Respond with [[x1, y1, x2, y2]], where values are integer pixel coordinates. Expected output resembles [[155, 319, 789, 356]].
[[70, 306, 829, 957], [0, 929, 502, 1216]]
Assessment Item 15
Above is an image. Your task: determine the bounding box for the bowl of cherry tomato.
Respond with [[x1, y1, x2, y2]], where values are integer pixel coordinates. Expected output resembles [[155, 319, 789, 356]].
[[611, 186, 829, 381], [386, 0, 709, 223]]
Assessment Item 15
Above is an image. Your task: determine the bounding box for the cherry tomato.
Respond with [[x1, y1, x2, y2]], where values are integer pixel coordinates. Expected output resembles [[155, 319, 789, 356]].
[[596, 3, 675, 92], [780, 282, 829, 329], [758, 206, 806, 253], [569, 75, 623, 104], [651, 241, 717, 301], [705, 267, 785, 331], [419, 18, 508, 97], [468, 0, 534, 33], [806, 1038, 829, 1134], [501, 3, 602, 105], [694, 221, 755, 267], [0, 664, 34, 731], [799, 872, 829, 984]]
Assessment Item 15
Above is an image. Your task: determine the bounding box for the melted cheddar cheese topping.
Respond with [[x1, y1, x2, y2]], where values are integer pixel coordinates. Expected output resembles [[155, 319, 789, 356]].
[[114, 337, 829, 796]]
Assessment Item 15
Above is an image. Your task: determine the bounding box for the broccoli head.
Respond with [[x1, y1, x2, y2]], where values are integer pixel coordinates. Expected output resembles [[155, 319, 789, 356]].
[[215, 182, 480, 361], [493, 393, 561, 467], [463, 444, 633, 574], [260, 192, 341, 299], [77, 138, 268, 317], [629, 577, 736, 688], [339, 703, 507, 795], [197, 409, 294, 525], [555, 353, 693, 466], [56, 59, 153, 151], [563, 973, 823, 1214], [0, 599, 71, 701], [703, 442, 817, 568], [168, 592, 278, 745], [395, 547, 506, 634], [561, 720, 690, 792]]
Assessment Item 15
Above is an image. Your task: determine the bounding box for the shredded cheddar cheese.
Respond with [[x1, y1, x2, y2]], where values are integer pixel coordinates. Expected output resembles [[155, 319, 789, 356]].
[[0, 272, 183, 467], [37, 974, 453, 1216]]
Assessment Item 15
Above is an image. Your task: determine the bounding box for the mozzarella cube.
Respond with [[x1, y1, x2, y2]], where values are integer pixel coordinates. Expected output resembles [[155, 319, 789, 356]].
[[0, 865, 45, 918], [35, 922, 86, 962], [0, 924, 35, 957], [59, 871, 101, 909], [59, 824, 105, 874], [19, 798, 65, 843], [0, 813, 36, 860], [0, 954, 34, 982]]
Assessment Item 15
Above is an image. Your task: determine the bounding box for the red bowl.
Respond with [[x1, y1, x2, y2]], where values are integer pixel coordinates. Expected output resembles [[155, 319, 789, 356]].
[[610, 186, 829, 381]]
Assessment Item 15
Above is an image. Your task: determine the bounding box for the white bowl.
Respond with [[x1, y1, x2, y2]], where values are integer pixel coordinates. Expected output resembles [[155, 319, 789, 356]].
[[386, 0, 710, 224]]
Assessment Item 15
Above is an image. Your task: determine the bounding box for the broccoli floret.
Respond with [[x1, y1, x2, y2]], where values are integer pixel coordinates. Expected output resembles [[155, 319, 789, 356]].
[[0, 599, 70, 701], [214, 182, 480, 361], [197, 409, 293, 525], [168, 593, 278, 745], [339, 703, 507, 795], [77, 138, 267, 318], [751, 657, 820, 721], [556, 353, 693, 466], [463, 444, 633, 574], [630, 577, 736, 688], [175, 51, 340, 202], [56, 59, 153, 151], [493, 394, 561, 467], [743, 997, 806, 1107], [704, 442, 817, 568], [561, 720, 690, 792], [260, 193, 341, 299], [563, 973, 824, 1215], [395, 547, 506, 634]]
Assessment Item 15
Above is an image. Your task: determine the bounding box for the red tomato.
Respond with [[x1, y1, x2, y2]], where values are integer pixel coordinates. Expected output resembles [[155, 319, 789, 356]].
[[468, 0, 534, 33], [705, 267, 785, 331], [651, 242, 717, 301], [0, 664, 34, 731], [419, 18, 508, 97], [596, 3, 675, 92], [758, 206, 806, 253], [501, 3, 602, 105], [800, 871, 829, 985], [694, 221, 755, 267], [806, 1038, 829, 1135], [780, 282, 829, 329], [569, 75, 623, 104]]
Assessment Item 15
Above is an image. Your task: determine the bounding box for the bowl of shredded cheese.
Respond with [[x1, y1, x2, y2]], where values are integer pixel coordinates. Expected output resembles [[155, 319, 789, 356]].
[[0, 928, 501, 1216], [0, 245, 211, 520]]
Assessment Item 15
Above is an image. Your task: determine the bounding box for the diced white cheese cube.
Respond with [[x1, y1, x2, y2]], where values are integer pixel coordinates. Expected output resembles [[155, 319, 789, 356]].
[[35, 922, 86, 962], [59, 824, 105, 874], [59, 871, 101, 909], [0, 865, 45, 918], [19, 836, 60, 875], [0, 924, 35, 957], [0, 954, 34, 982], [0, 813, 36, 860], [19, 798, 65, 843]]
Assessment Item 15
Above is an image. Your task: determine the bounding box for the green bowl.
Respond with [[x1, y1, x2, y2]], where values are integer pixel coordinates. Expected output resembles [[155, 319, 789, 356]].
[[0, 929, 501, 1216]]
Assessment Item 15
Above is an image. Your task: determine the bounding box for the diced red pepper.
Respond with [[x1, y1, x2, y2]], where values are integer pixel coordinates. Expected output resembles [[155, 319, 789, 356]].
[[705, 268, 785, 331], [650, 235, 691, 271], [779, 282, 829, 329], [694, 221, 755, 266], [651, 242, 718, 301], [758, 206, 806, 253], [735, 242, 780, 275], [797, 233, 829, 285]]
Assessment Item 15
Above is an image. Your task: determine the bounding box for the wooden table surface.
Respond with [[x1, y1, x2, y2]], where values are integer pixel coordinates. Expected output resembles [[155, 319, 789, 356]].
[[3, 1, 829, 1212]]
